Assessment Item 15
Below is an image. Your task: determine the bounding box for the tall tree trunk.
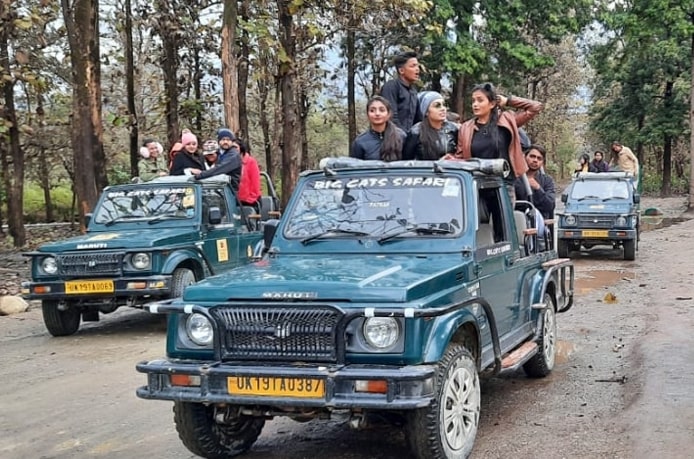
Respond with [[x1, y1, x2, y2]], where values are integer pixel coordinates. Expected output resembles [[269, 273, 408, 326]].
[[221, 0, 239, 133], [37, 91, 53, 222], [452, 75, 466, 119], [193, 49, 203, 133], [277, 1, 300, 209], [300, 90, 309, 171], [157, 1, 180, 151], [62, 0, 102, 228], [346, 18, 357, 146], [689, 27, 694, 210], [258, 78, 274, 180], [124, 0, 138, 178], [238, 0, 251, 141], [0, 1, 25, 245], [662, 135, 672, 196]]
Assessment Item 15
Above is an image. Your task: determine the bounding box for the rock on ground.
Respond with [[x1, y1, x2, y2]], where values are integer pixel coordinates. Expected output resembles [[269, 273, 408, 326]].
[[0, 295, 29, 315]]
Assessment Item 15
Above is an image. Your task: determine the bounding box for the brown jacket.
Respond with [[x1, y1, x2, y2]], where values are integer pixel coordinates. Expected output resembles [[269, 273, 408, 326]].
[[455, 96, 543, 177]]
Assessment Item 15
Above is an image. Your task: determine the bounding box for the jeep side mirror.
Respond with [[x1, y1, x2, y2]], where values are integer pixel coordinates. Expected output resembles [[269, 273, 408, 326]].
[[208, 206, 222, 225], [263, 219, 279, 249], [84, 213, 92, 227], [561, 194, 568, 203], [633, 194, 640, 204]]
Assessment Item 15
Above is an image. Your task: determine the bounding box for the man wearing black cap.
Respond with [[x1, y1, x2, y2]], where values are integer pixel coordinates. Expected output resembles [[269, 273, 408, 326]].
[[379, 51, 421, 131], [194, 128, 242, 191]]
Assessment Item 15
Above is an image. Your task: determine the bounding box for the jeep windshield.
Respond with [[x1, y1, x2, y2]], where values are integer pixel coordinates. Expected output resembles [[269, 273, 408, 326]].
[[284, 174, 464, 240], [570, 180, 630, 201], [93, 186, 198, 226]]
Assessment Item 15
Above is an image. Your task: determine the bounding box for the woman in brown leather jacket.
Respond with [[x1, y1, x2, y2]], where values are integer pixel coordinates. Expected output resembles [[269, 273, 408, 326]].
[[451, 83, 543, 199]]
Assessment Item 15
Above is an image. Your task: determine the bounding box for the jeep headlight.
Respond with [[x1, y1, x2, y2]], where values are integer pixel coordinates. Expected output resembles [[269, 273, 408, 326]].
[[185, 313, 213, 346], [131, 252, 151, 270], [41, 256, 58, 275], [564, 215, 576, 226], [616, 216, 627, 226], [363, 317, 399, 349]]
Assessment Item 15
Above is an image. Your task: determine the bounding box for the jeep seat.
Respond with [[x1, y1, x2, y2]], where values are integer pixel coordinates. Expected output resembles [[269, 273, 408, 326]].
[[476, 200, 494, 246]]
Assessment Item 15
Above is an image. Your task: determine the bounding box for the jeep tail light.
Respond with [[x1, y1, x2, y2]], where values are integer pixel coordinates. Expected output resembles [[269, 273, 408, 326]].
[[170, 374, 201, 387], [355, 380, 388, 394]]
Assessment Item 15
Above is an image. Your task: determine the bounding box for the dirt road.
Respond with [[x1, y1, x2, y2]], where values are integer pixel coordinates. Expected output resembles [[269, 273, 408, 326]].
[[1, 199, 693, 459]]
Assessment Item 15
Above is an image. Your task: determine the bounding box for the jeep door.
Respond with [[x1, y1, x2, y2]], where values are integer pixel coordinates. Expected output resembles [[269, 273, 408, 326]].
[[201, 187, 244, 274]]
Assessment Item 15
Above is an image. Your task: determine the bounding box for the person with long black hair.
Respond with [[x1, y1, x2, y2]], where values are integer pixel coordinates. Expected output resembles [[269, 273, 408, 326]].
[[350, 96, 406, 162], [403, 91, 459, 160], [452, 83, 543, 199]]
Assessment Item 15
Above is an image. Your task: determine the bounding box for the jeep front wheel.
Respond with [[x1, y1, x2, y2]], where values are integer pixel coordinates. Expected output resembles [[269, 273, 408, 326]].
[[173, 402, 264, 458], [407, 344, 480, 459], [42, 300, 81, 337], [523, 293, 557, 378], [170, 268, 196, 298], [623, 239, 636, 261]]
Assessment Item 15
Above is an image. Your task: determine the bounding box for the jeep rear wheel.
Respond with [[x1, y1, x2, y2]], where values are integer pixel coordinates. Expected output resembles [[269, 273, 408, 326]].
[[557, 239, 570, 258], [623, 239, 636, 261], [173, 402, 264, 458], [523, 293, 557, 378], [407, 344, 480, 459], [42, 300, 80, 337], [171, 268, 196, 298]]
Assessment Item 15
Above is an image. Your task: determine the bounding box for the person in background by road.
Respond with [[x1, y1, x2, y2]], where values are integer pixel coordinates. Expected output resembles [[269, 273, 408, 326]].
[[169, 131, 204, 176], [451, 82, 543, 200], [379, 51, 420, 131], [575, 153, 591, 174], [137, 138, 167, 181], [236, 138, 262, 208], [193, 128, 242, 191], [202, 140, 218, 169], [350, 96, 406, 161], [610, 141, 640, 188], [403, 91, 458, 160], [590, 150, 610, 172]]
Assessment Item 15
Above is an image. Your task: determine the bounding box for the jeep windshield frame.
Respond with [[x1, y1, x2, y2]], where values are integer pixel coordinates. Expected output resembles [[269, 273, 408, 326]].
[[92, 185, 200, 228], [569, 179, 632, 202], [282, 173, 465, 241]]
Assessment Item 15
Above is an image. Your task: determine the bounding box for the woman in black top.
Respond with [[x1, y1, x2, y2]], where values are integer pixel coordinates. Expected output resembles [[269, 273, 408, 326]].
[[403, 91, 459, 160], [350, 96, 406, 161]]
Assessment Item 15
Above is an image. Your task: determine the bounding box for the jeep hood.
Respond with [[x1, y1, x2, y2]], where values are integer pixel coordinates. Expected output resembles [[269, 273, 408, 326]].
[[565, 201, 636, 214], [184, 254, 467, 303], [37, 228, 199, 252]]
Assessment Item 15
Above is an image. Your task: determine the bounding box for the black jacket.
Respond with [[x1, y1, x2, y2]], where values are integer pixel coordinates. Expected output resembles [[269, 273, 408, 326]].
[[169, 150, 205, 176], [194, 147, 242, 191], [350, 127, 406, 161], [402, 120, 459, 160], [514, 171, 556, 218], [380, 79, 420, 131]]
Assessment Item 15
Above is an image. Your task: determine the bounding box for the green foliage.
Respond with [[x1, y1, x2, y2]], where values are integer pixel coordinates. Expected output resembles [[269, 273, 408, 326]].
[[23, 183, 74, 223]]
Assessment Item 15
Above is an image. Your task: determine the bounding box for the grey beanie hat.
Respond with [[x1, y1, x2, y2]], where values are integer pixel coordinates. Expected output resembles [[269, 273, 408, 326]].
[[418, 91, 443, 118]]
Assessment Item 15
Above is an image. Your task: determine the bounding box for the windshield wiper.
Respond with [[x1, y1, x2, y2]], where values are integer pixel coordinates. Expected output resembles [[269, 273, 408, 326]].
[[300, 228, 371, 245], [602, 196, 627, 201], [103, 215, 142, 226], [378, 224, 454, 244], [148, 213, 191, 224], [576, 195, 601, 201]]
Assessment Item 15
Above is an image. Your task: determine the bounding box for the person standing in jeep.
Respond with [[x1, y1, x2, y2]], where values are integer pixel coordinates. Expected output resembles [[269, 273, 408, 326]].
[[379, 51, 421, 131], [194, 128, 242, 192]]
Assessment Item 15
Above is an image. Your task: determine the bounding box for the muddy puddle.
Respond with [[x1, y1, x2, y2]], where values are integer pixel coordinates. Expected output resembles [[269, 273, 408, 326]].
[[574, 269, 634, 294]]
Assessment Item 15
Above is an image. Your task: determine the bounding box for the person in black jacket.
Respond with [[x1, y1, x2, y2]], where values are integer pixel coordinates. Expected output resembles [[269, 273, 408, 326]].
[[403, 91, 459, 160], [514, 145, 555, 219], [350, 96, 406, 161], [379, 51, 420, 131], [169, 131, 204, 176], [193, 128, 242, 192]]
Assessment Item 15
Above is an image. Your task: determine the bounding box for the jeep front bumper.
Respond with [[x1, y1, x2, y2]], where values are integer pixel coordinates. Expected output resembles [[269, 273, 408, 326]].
[[21, 275, 172, 301], [557, 228, 636, 240], [136, 359, 436, 410]]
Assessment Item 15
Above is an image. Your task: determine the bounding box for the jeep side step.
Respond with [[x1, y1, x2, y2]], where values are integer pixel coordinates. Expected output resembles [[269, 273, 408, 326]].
[[499, 341, 539, 373]]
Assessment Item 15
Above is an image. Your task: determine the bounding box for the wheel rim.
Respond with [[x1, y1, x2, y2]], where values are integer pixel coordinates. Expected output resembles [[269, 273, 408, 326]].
[[543, 306, 557, 367], [441, 366, 480, 451]]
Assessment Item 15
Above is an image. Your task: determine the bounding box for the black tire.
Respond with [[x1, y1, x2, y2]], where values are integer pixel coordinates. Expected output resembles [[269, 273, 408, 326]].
[[557, 239, 570, 258], [170, 268, 196, 298], [42, 300, 81, 337], [623, 239, 636, 261], [407, 344, 480, 459], [523, 293, 557, 378], [173, 402, 265, 459]]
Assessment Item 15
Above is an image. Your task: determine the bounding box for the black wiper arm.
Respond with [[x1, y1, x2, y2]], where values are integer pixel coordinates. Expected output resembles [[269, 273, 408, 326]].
[[104, 215, 139, 226], [576, 195, 600, 201], [148, 214, 190, 224], [602, 196, 627, 201], [300, 228, 371, 245], [378, 225, 454, 244]]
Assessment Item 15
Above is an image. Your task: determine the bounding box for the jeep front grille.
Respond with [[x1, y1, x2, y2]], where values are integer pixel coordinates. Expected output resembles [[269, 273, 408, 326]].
[[59, 252, 124, 276], [212, 306, 342, 362], [577, 214, 614, 228]]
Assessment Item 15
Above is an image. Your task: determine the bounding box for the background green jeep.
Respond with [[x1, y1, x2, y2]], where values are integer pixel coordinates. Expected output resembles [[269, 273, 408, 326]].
[[557, 172, 640, 260], [22, 174, 279, 337], [136, 158, 574, 459]]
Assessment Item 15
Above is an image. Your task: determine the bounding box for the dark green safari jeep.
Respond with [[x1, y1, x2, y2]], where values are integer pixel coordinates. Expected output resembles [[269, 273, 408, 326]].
[[136, 158, 574, 459], [22, 174, 279, 337], [556, 171, 640, 260]]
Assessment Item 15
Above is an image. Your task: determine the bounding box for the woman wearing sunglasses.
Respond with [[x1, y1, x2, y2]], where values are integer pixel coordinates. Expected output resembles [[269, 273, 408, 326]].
[[450, 82, 543, 200], [403, 91, 459, 160]]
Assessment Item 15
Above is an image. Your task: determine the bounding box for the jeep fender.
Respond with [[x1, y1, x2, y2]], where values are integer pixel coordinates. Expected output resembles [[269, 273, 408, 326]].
[[421, 308, 483, 364], [162, 249, 207, 278]]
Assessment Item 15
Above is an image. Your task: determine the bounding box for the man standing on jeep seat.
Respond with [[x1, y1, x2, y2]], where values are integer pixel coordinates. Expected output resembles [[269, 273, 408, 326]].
[[610, 141, 640, 188], [515, 144, 555, 219], [379, 51, 421, 131], [194, 128, 242, 192]]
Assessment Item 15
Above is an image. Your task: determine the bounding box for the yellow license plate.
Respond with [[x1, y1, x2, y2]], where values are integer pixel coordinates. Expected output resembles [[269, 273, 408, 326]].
[[582, 230, 608, 238], [65, 280, 114, 294], [228, 376, 325, 398]]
